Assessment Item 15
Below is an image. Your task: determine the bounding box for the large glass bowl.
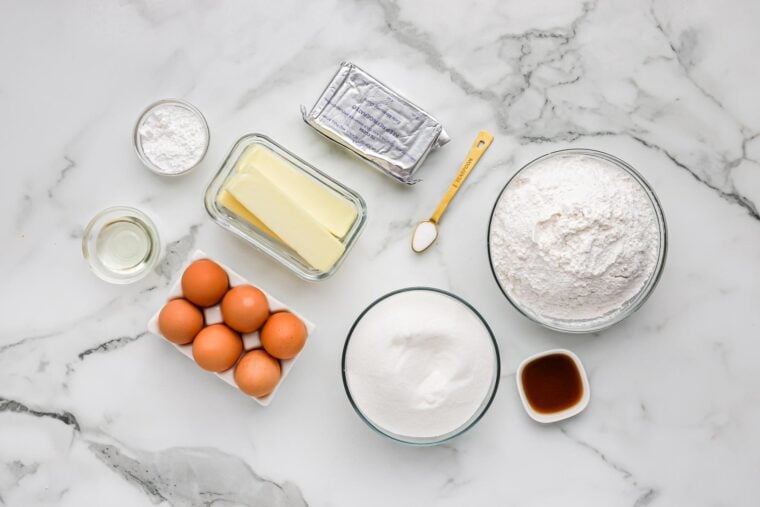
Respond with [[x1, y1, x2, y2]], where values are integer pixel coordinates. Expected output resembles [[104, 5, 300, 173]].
[[341, 287, 501, 446], [487, 149, 667, 334]]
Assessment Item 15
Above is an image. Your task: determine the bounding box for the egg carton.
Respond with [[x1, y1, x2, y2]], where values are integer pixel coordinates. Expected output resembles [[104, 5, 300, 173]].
[[147, 249, 315, 406]]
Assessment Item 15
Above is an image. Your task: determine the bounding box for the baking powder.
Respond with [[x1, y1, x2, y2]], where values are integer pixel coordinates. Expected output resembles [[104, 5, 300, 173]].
[[489, 153, 659, 324], [137, 102, 208, 174], [344, 289, 496, 439]]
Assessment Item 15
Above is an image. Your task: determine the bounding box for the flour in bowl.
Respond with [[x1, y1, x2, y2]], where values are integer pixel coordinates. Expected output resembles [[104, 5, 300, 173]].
[[489, 152, 660, 325]]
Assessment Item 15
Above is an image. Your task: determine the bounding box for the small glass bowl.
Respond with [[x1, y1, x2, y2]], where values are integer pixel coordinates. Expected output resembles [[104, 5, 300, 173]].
[[341, 287, 501, 446], [133, 99, 210, 176], [204, 133, 367, 281], [487, 149, 668, 333], [82, 206, 160, 284]]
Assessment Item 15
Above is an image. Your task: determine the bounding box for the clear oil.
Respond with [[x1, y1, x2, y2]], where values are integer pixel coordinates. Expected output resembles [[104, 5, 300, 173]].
[[95, 217, 153, 275]]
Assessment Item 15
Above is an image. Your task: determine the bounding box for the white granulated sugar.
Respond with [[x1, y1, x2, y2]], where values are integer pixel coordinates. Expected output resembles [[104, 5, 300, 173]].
[[489, 153, 659, 324], [344, 290, 496, 439], [138, 103, 208, 174], [412, 220, 437, 251]]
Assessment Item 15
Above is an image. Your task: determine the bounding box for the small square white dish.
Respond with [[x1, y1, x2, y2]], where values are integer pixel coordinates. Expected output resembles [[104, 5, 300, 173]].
[[147, 249, 315, 406], [515, 348, 590, 423]]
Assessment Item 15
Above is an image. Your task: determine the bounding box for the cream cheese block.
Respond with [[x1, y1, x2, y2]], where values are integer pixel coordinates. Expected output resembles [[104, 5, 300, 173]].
[[236, 145, 357, 238], [226, 171, 346, 272]]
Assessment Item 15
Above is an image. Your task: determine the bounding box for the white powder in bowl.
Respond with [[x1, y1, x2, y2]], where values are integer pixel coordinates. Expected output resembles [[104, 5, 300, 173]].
[[136, 102, 208, 175], [344, 289, 497, 440], [489, 152, 660, 326]]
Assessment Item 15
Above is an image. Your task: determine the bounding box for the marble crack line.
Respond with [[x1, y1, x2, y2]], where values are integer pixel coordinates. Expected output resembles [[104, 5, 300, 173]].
[[633, 488, 659, 507], [14, 191, 34, 233], [89, 443, 309, 506], [374, 0, 599, 132], [462, 155, 516, 193], [742, 132, 760, 165], [519, 130, 620, 144], [649, 0, 760, 185], [0, 460, 41, 503], [494, 1, 593, 109], [234, 43, 323, 112], [648, 0, 748, 134], [0, 294, 124, 357], [559, 428, 658, 506], [139, 284, 159, 294], [155, 224, 201, 281], [0, 397, 308, 506], [47, 155, 76, 199], [0, 330, 60, 356], [378, 0, 758, 223], [77, 331, 149, 361], [372, 217, 414, 258], [1, 287, 155, 363], [519, 128, 759, 221], [432, 443, 468, 498], [630, 135, 759, 221], [0, 397, 81, 432], [63, 331, 149, 390], [439, 475, 473, 497]]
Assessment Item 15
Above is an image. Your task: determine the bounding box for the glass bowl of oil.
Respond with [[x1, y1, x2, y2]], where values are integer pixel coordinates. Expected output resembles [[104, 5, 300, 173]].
[[82, 206, 160, 284]]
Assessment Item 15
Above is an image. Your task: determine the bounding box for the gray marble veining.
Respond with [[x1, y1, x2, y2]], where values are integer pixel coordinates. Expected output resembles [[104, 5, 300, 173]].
[[1, 0, 758, 505]]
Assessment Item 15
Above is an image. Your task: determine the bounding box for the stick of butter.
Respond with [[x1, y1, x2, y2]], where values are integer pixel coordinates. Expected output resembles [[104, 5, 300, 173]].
[[236, 145, 357, 238], [227, 171, 346, 272], [217, 189, 279, 240]]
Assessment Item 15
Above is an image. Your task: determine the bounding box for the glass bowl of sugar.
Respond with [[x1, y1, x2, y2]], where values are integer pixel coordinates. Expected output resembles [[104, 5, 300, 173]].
[[487, 149, 667, 334], [342, 287, 501, 446]]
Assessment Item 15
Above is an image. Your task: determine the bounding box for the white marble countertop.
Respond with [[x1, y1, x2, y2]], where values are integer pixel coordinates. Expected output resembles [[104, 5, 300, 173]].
[[2, 1, 759, 505]]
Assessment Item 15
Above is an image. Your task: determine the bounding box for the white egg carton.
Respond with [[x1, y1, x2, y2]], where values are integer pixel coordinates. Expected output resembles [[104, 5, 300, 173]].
[[147, 249, 315, 406]]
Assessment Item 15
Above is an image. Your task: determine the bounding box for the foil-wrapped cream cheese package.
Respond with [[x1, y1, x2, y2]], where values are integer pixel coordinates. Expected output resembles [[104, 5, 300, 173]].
[[302, 62, 450, 185]]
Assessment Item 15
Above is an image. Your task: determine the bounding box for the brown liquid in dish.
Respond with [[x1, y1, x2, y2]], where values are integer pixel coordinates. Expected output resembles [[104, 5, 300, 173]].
[[521, 353, 583, 414]]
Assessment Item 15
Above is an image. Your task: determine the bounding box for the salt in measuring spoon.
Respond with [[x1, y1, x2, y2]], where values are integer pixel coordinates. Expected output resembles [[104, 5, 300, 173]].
[[411, 131, 494, 253]]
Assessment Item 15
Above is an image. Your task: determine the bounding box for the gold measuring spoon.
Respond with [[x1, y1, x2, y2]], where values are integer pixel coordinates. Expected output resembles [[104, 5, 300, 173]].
[[411, 130, 494, 253]]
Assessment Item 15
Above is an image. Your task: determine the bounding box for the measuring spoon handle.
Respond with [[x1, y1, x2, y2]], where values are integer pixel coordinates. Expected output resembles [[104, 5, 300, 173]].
[[431, 130, 494, 224]]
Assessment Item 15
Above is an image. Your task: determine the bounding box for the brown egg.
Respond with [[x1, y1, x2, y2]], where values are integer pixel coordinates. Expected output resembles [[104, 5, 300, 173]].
[[158, 298, 204, 345], [181, 259, 229, 307], [260, 311, 307, 360], [234, 349, 281, 398], [221, 285, 270, 333], [192, 324, 243, 372]]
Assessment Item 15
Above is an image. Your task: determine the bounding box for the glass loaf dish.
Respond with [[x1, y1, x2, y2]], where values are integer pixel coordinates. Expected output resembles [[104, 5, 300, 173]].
[[204, 134, 367, 281]]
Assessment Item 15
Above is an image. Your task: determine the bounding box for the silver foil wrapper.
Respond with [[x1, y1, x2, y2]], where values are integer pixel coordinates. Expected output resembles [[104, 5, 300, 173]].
[[301, 62, 450, 185]]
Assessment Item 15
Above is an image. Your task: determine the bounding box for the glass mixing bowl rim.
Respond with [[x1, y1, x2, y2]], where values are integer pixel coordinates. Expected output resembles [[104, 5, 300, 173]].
[[486, 148, 668, 334], [341, 286, 501, 446]]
